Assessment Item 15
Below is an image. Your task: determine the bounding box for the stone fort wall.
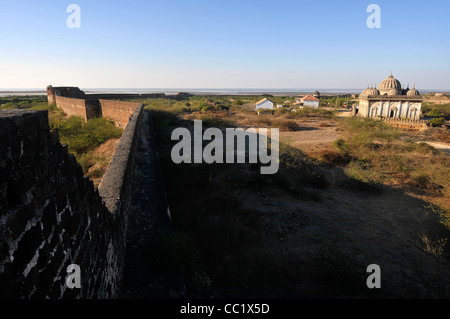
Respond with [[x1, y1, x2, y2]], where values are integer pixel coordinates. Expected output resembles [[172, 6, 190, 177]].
[[0, 101, 145, 298], [48, 86, 142, 129], [54, 96, 102, 121], [99, 99, 141, 129]]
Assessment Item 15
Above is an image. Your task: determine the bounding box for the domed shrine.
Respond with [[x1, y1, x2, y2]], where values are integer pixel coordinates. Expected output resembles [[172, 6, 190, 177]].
[[357, 73, 423, 120]]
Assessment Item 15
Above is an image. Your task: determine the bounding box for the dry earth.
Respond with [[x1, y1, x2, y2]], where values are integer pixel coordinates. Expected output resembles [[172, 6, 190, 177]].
[[160, 110, 450, 297]]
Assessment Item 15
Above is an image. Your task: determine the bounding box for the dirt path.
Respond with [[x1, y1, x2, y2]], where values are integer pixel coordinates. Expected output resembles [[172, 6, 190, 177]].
[[423, 141, 450, 155], [122, 111, 185, 298], [281, 118, 341, 153]]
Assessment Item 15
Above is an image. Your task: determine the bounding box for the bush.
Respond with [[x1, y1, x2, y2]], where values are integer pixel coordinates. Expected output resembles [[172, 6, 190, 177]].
[[50, 116, 122, 156], [428, 109, 444, 117], [272, 119, 301, 131], [409, 173, 441, 190], [343, 118, 401, 145], [0, 96, 49, 110], [233, 99, 244, 106], [286, 108, 334, 118], [333, 138, 349, 153], [345, 160, 383, 186], [317, 149, 352, 166], [201, 105, 213, 112], [429, 117, 446, 127]]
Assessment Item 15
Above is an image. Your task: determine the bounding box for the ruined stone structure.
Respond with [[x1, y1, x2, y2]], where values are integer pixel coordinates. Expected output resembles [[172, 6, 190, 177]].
[[47, 86, 142, 129], [357, 74, 423, 120], [47, 86, 86, 105], [0, 94, 145, 298], [46, 86, 192, 129]]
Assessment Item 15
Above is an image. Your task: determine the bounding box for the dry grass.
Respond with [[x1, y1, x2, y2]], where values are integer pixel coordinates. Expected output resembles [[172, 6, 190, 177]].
[[145, 103, 450, 298], [336, 118, 450, 223], [314, 147, 352, 167], [432, 130, 450, 144], [419, 233, 448, 257]]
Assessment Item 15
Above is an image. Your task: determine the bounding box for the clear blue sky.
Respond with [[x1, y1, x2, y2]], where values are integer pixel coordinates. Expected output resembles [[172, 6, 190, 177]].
[[0, 0, 449, 90]]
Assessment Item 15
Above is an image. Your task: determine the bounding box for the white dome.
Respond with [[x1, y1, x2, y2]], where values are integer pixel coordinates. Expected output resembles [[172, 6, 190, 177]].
[[378, 74, 402, 96]]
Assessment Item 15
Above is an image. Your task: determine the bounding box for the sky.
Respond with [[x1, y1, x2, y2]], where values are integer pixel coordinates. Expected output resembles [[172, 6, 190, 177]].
[[0, 0, 449, 90]]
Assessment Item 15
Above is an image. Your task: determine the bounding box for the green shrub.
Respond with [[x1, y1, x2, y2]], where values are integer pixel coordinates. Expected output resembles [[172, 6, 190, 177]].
[[286, 108, 334, 118], [272, 119, 301, 131], [343, 118, 401, 144], [428, 109, 444, 117], [50, 116, 122, 156], [233, 99, 244, 106], [333, 138, 349, 153], [429, 117, 446, 127], [345, 160, 383, 185], [77, 153, 93, 174], [0, 96, 50, 110], [201, 105, 213, 112]]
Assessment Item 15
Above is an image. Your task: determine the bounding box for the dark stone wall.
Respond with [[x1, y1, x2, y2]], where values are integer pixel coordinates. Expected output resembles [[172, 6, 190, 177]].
[[47, 86, 86, 106], [54, 87, 86, 99], [85, 99, 102, 120], [86, 93, 165, 100], [0, 105, 145, 299]]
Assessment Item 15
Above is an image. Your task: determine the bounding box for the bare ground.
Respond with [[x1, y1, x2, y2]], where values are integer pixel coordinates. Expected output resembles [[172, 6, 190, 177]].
[[280, 118, 342, 154], [147, 110, 450, 298], [230, 114, 450, 297], [237, 166, 450, 297]]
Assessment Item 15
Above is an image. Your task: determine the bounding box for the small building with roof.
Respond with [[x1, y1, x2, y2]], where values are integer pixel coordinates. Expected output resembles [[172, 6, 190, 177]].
[[255, 98, 274, 111], [300, 95, 320, 108]]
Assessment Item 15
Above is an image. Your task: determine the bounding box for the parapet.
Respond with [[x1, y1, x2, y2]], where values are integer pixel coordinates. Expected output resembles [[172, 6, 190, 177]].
[[48, 86, 143, 129], [0, 101, 145, 298]]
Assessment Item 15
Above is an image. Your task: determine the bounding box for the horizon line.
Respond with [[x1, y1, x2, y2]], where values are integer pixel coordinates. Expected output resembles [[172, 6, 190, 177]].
[[1, 87, 450, 91]]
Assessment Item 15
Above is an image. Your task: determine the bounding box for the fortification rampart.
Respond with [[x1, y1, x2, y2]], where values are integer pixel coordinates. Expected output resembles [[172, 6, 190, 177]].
[[49, 86, 149, 128], [0, 101, 145, 298], [47, 86, 86, 105], [99, 99, 141, 129], [86, 93, 166, 100], [54, 96, 86, 120]]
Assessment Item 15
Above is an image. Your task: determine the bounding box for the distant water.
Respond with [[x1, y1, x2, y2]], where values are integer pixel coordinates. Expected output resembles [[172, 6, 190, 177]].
[[83, 88, 372, 96], [0, 89, 47, 97], [1, 88, 448, 97]]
